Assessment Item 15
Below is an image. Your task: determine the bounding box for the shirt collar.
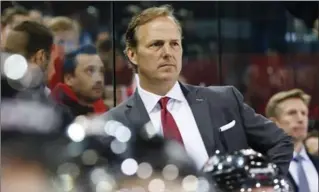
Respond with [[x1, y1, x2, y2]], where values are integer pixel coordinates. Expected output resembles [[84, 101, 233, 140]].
[[137, 81, 186, 113], [293, 145, 310, 161]]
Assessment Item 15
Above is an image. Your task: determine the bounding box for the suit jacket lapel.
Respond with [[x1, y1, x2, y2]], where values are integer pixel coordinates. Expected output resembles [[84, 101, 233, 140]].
[[181, 83, 217, 156], [287, 173, 298, 192], [125, 90, 151, 133]]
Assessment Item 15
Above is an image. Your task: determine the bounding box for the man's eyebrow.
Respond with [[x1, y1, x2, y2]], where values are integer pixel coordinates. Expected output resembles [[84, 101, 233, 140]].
[[150, 39, 180, 41]]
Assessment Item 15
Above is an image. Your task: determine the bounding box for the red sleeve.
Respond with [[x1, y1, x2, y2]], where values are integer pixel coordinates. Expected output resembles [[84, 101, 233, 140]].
[[48, 45, 65, 90]]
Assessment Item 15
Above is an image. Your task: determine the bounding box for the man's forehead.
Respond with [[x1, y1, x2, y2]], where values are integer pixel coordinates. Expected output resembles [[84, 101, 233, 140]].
[[53, 29, 78, 38], [136, 16, 181, 42], [277, 98, 308, 111], [76, 54, 103, 66]]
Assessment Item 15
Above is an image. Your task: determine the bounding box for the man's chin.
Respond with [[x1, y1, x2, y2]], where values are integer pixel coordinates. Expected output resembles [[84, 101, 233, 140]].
[[82, 95, 102, 104], [157, 73, 179, 82], [90, 96, 102, 102]]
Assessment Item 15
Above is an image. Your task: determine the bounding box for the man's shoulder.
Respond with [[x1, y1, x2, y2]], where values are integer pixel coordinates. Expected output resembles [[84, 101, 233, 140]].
[[206, 85, 236, 94], [186, 84, 237, 98], [101, 97, 131, 120]]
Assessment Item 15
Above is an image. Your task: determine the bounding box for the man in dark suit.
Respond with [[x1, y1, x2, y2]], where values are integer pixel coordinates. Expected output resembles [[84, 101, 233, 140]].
[[104, 5, 293, 175], [2, 20, 53, 95], [1, 20, 73, 130], [266, 89, 319, 192]]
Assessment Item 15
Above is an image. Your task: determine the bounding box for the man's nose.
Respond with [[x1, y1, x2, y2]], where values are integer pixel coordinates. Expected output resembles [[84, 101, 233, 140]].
[[93, 72, 103, 83], [296, 112, 307, 124], [162, 44, 173, 57]]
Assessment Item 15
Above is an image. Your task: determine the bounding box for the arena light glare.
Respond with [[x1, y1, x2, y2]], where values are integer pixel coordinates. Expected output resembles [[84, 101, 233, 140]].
[[3, 54, 28, 80]]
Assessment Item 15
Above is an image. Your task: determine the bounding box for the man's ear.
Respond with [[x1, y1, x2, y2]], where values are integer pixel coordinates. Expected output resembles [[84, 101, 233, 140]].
[[126, 48, 138, 68], [31, 49, 47, 70], [63, 73, 74, 87]]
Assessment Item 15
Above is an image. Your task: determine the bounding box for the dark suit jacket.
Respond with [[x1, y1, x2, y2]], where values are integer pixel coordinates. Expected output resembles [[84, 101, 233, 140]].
[[103, 83, 294, 175], [287, 153, 319, 192], [1, 78, 74, 132]]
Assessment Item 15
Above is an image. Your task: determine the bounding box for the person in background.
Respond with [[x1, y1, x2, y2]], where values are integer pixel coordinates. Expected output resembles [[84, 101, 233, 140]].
[[96, 29, 110, 43], [42, 15, 53, 27], [96, 38, 133, 106], [1, 6, 30, 49], [51, 44, 108, 118], [47, 16, 80, 89], [3, 20, 53, 95], [1, 20, 73, 130], [28, 9, 43, 23], [96, 38, 131, 85], [305, 130, 319, 156], [266, 89, 319, 192], [47, 16, 80, 53]]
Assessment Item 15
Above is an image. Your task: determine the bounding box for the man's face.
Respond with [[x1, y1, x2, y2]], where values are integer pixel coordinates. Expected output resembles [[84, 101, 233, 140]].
[[128, 16, 183, 84], [53, 30, 79, 53], [66, 54, 104, 102], [274, 98, 309, 142]]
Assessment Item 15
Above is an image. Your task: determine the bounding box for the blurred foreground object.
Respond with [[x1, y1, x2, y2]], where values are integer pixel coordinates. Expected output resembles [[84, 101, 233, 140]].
[[63, 116, 216, 191], [1, 51, 73, 130], [1, 98, 70, 192], [203, 149, 293, 192], [0, 52, 44, 95]]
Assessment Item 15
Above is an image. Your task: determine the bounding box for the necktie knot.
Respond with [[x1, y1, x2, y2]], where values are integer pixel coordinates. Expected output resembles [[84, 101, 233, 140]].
[[159, 97, 170, 109], [293, 154, 304, 162]]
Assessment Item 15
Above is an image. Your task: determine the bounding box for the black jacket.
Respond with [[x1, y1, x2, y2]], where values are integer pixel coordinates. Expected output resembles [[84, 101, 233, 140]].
[[1, 78, 74, 132]]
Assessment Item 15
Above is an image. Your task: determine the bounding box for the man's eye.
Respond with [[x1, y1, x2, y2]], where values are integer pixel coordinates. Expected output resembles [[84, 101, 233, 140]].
[[151, 42, 162, 47], [87, 68, 94, 74], [172, 42, 179, 46]]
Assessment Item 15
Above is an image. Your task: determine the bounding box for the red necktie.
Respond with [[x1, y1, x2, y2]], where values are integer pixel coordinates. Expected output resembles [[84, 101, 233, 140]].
[[159, 97, 184, 145]]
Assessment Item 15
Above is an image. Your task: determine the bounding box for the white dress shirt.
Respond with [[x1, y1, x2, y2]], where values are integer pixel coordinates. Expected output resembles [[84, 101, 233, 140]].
[[137, 81, 209, 169], [289, 146, 318, 192]]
